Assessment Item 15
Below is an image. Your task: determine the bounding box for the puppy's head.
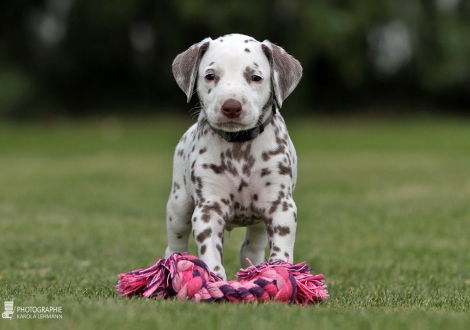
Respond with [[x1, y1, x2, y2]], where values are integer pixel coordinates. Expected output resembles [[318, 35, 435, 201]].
[[172, 34, 302, 132]]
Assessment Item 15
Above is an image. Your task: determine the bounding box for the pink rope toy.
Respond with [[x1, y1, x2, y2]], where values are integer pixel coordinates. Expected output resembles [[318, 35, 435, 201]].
[[116, 253, 328, 305]]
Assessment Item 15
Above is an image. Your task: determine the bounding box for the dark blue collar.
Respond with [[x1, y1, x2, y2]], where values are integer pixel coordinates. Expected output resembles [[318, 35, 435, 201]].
[[209, 99, 277, 143]]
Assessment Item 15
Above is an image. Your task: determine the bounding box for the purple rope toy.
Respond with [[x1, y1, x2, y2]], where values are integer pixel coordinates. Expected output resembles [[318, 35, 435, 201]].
[[117, 253, 328, 305]]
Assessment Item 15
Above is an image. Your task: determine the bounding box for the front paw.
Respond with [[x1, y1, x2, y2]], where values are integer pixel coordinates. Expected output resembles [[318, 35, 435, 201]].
[[210, 264, 227, 281]]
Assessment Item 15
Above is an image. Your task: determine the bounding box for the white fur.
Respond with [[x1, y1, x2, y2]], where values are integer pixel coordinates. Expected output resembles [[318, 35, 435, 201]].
[[197, 34, 272, 132], [166, 34, 302, 280]]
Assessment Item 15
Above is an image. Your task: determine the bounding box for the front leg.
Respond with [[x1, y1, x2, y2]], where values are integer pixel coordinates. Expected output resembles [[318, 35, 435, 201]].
[[192, 200, 228, 280], [264, 195, 297, 263], [165, 188, 194, 257]]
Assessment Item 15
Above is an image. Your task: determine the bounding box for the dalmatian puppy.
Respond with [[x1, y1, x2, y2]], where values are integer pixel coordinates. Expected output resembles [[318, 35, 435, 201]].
[[166, 33, 302, 280]]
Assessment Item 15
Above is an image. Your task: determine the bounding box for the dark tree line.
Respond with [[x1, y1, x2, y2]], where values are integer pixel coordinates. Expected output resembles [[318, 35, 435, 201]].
[[0, 0, 469, 118]]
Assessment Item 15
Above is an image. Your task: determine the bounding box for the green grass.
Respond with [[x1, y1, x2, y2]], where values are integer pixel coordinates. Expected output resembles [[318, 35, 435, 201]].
[[1, 115, 469, 329]]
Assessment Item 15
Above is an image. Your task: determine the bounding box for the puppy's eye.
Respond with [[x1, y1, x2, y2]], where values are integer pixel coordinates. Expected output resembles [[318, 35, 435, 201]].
[[205, 74, 216, 81], [251, 75, 262, 82]]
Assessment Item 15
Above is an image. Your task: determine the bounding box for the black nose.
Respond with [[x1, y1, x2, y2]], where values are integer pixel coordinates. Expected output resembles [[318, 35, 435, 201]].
[[222, 99, 242, 118]]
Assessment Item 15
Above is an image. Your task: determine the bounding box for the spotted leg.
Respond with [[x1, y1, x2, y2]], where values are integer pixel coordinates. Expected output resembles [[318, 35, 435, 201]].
[[165, 189, 194, 257], [240, 222, 268, 268], [265, 199, 297, 263], [191, 200, 228, 280]]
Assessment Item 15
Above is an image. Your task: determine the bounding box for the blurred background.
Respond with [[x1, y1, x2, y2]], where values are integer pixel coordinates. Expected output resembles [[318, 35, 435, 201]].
[[0, 0, 469, 119]]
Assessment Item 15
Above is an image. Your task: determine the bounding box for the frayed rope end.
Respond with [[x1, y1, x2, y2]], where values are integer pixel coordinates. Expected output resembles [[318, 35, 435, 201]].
[[116, 253, 328, 305]]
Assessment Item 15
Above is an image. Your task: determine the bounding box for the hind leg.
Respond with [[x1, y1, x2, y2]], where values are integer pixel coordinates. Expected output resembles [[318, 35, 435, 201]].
[[240, 222, 268, 268]]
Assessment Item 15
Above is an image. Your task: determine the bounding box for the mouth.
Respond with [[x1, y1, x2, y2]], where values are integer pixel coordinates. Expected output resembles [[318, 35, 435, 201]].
[[215, 120, 247, 132]]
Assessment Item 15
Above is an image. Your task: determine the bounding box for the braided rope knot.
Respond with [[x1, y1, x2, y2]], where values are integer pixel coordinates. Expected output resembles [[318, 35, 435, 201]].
[[117, 253, 328, 305]]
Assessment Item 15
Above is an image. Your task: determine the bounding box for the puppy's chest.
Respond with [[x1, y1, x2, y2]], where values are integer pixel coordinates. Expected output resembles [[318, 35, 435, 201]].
[[186, 140, 274, 226], [187, 141, 265, 195]]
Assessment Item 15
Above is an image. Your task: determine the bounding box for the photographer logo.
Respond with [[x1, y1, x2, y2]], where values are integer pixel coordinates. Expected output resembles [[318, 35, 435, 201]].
[[2, 300, 62, 320], [2, 301, 14, 320]]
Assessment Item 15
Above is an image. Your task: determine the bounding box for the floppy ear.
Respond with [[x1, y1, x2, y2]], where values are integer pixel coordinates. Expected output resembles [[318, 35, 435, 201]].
[[172, 38, 212, 102], [261, 41, 302, 108]]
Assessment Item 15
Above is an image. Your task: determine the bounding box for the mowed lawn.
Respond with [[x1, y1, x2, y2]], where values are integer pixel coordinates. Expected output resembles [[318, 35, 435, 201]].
[[0, 115, 469, 329]]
